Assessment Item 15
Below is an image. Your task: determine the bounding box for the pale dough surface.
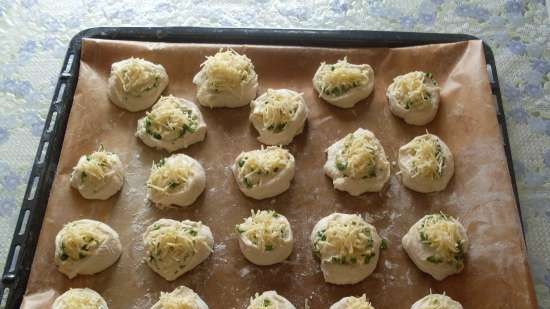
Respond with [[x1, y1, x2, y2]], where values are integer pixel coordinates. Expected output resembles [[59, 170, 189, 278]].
[[249, 89, 308, 145], [54, 219, 122, 279], [146, 153, 206, 208], [69, 150, 124, 200], [324, 128, 390, 196], [107, 58, 169, 112], [246, 291, 296, 309], [136, 95, 207, 152], [150, 285, 209, 309], [411, 294, 463, 309], [52, 288, 108, 309], [143, 219, 214, 281]]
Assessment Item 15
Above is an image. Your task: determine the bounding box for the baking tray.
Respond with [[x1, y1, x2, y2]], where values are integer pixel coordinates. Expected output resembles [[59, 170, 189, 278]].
[[0, 27, 524, 308]]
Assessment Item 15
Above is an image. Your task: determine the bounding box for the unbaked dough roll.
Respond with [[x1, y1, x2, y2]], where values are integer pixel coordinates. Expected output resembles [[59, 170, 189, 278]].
[[193, 49, 258, 108], [108, 57, 169, 112], [143, 219, 214, 281], [330, 294, 375, 309], [313, 57, 374, 108], [324, 128, 390, 195], [70, 146, 124, 200], [236, 209, 293, 265], [146, 153, 206, 208], [136, 95, 207, 152], [311, 213, 382, 285], [232, 146, 295, 200], [398, 133, 454, 193], [53, 288, 108, 309], [387, 71, 441, 126], [151, 285, 209, 309], [249, 89, 308, 145], [246, 291, 296, 309], [411, 293, 463, 309], [402, 213, 469, 281], [54, 219, 122, 279]]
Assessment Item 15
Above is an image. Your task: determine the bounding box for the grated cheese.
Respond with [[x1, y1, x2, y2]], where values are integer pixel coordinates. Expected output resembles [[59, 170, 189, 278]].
[[407, 135, 444, 179], [344, 295, 375, 309], [74, 146, 115, 185], [248, 293, 278, 309], [417, 294, 458, 309], [237, 147, 291, 187], [159, 289, 197, 309], [419, 213, 465, 265], [145, 96, 198, 140], [147, 156, 195, 195], [146, 222, 207, 264], [336, 132, 379, 179], [316, 58, 369, 96], [56, 289, 105, 309], [315, 214, 375, 264], [254, 89, 301, 132], [59, 221, 104, 261], [237, 210, 289, 251], [113, 58, 162, 96], [201, 49, 254, 92], [390, 71, 433, 109]]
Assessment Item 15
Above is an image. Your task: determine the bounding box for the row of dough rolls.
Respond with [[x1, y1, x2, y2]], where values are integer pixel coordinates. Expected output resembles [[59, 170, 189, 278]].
[[53, 287, 463, 309]]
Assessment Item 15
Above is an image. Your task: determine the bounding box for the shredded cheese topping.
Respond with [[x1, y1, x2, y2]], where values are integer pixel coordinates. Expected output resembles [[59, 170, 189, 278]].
[[254, 89, 301, 132], [316, 58, 369, 96], [237, 210, 289, 251], [314, 214, 376, 265], [237, 147, 291, 188], [201, 49, 255, 92], [145, 221, 207, 266], [344, 295, 375, 309], [419, 213, 466, 266], [147, 156, 194, 195], [390, 71, 435, 110], [159, 288, 198, 309], [336, 132, 379, 179], [407, 134, 445, 180], [58, 221, 104, 261], [248, 293, 279, 309], [144, 96, 198, 141], [417, 294, 459, 309], [113, 58, 162, 96], [74, 146, 115, 186], [56, 289, 105, 309]]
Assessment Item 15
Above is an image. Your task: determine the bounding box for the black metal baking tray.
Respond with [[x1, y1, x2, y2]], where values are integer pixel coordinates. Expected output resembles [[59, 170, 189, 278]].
[[0, 27, 518, 309]]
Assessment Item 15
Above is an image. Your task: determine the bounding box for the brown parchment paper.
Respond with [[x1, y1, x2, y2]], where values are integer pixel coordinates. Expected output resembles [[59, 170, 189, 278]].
[[22, 39, 538, 309]]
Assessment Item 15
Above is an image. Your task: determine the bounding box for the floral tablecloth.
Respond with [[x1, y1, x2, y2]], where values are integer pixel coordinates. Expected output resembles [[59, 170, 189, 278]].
[[0, 0, 548, 307]]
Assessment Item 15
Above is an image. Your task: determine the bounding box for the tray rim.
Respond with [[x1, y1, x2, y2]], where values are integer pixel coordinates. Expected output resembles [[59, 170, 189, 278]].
[[0, 26, 526, 309]]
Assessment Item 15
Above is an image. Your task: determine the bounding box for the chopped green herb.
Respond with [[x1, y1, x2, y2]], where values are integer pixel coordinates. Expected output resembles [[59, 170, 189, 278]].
[[265, 244, 273, 251], [427, 255, 443, 264], [380, 239, 388, 250]]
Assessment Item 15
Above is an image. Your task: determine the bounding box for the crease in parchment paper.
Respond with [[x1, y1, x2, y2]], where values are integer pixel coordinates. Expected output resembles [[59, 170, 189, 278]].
[[21, 39, 537, 309]]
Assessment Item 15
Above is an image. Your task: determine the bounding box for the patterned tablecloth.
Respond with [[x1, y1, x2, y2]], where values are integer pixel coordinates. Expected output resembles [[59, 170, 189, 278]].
[[0, 0, 548, 307]]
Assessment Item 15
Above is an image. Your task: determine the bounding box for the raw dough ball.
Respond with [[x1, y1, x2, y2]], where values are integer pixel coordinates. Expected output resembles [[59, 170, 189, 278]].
[[402, 213, 469, 281], [411, 294, 463, 309], [246, 291, 296, 309], [232, 146, 295, 200], [311, 213, 382, 285], [193, 49, 258, 108], [249, 89, 308, 145], [398, 133, 454, 193], [54, 219, 122, 279], [143, 219, 214, 281], [387, 71, 441, 126], [136, 95, 207, 152], [313, 57, 374, 108], [53, 288, 108, 309], [236, 209, 293, 265], [324, 128, 390, 196], [151, 285, 209, 309], [70, 146, 124, 200], [108, 57, 169, 112], [330, 294, 375, 309], [146, 153, 206, 208]]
